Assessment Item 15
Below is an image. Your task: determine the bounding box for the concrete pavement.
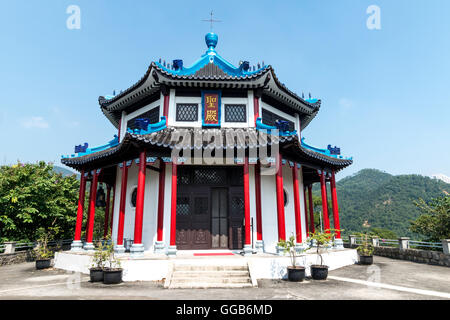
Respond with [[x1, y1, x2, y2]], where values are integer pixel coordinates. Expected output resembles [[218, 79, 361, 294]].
[[0, 256, 449, 300]]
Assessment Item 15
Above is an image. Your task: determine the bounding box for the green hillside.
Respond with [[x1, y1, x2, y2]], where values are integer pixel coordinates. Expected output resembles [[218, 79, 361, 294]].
[[313, 169, 450, 238], [53, 165, 79, 178]]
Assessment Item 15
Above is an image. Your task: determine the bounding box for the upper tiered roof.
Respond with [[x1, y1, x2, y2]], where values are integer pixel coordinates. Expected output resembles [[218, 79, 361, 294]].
[[99, 33, 321, 130]]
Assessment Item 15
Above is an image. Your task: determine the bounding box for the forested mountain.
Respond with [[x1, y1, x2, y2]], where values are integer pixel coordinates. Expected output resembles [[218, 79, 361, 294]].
[[313, 169, 450, 238], [53, 165, 79, 178]]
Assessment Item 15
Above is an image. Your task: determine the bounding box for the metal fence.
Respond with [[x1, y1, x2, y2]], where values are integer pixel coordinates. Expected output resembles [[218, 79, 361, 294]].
[[0, 239, 73, 253], [346, 236, 444, 252]]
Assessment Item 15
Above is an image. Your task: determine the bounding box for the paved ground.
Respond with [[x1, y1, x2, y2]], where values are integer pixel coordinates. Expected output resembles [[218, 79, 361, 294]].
[[0, 256, 449, 300]]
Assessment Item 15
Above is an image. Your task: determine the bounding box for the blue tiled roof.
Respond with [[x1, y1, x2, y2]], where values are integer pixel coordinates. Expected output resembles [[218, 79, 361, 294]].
[[154, 32, 268, 78]]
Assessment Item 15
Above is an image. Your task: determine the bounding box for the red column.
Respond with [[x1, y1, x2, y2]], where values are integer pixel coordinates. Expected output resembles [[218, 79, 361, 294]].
[[156, 161, 166, 242], [103, 185, 111, 238], [133, 151, 147, 245], [255, 163, 263, 242], [330, 170, 341, 238], [169, 163, 178, 247], [275, 154, 286, 241], [319, 171, 331, 233], [303, 187, 309, 235], [253, 94, 260, 125], [243, 157, 251, 246], [308, 184, 315, 233], [86, 170, 99, 243], [292, 164, 302, 243], [117, 118, 122, 143], [74, 170, 86, 241], [110, 186, 115, 233], [163, 93, 170, 118], [117, 162, 128, 246]]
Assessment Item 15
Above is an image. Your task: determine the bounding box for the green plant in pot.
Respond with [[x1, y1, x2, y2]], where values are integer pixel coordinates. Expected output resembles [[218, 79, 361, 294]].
[[34, 222, 59, 270], [278, 235, 305, 282], [102, 235, 122, 284], [356, 232, 374, 265], [307, 229, 336, 280], [89, 240, 107, 282]]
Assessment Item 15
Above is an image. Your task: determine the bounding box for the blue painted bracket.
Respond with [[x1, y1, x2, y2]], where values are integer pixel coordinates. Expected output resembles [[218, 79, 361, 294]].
[[127, 116, 167, 135], [255, 118, 297, 137], [62, 135, 119, 159], [301, 137, 353, 160]]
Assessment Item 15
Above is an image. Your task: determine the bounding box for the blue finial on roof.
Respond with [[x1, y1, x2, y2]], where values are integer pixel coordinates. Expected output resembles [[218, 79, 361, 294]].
[[205, 32, 218, 51]]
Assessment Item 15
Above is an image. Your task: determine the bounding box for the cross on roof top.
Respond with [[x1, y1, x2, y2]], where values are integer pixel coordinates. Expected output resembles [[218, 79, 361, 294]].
[[202, 11, 221, 31]]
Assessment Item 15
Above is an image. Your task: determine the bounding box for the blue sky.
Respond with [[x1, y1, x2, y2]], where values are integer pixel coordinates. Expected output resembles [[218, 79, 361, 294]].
[[0, 0, 449, 179]]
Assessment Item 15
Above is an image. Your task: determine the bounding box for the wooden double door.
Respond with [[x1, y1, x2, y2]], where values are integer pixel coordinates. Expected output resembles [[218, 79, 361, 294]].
[[175, 167, 245, 250]]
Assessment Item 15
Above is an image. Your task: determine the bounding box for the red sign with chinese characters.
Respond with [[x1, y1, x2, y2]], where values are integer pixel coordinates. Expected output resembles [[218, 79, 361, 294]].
[[202, 92, 220, 126]]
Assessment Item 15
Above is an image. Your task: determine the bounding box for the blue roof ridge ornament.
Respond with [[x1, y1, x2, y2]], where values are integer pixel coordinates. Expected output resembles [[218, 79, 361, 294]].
[[205, 32, 218, 53]]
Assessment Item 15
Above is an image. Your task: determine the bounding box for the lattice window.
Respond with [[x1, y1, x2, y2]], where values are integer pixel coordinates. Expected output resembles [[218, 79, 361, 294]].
[[225, 104, 246, 122], [261, 108, 295, 132], [178, 169, 191, 185], [194, 197, 209, 215], [176, 104, 198, 122], [176, 196, 190, 216], [229, 168, 244, 185], [127, 107, 160, 130], [231, 196, 244, 215], [193, 168, 227, 185]]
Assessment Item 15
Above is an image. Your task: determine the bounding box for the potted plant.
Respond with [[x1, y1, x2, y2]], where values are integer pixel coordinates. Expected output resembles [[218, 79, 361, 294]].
[[34, 223, 59, 270], [356, 232, 374, 265], [102, 235, 122, 284], [278, 235, 306, 282], [89, 240, 106, 282], [307, 230, 336, 280]]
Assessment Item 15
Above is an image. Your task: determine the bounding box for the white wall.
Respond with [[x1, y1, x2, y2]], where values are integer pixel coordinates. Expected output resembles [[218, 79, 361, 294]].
[[260, 168, 278, 253]]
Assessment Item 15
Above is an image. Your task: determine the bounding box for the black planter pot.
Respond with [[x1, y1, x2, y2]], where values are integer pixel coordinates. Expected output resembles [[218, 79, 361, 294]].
[[311, 265, 328, 280], [89, 268, 104, 282], [35, 259, 51, 270], [359, 255, 374, 265], [103, 269, 123, 284], [287, 267, 306, 282]]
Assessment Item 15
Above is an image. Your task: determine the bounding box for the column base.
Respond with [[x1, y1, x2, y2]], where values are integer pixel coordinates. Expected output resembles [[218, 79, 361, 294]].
[[295, 243, 308, 253], [255, 240, 264, 253], [154, 241, 166, 254], [167, 245, 177, 257], [276, 245, 286, 256], [83, 242, 95, 252], [114, 244, 125, 254], [243, 244, 253, 256], [130, 243, 144, 257], [334, 238, 344, 249], [70, 240, 84, 252]]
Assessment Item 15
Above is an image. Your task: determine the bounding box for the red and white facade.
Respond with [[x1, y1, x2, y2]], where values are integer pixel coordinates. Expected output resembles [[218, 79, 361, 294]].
[[62, 32, 352, 257]]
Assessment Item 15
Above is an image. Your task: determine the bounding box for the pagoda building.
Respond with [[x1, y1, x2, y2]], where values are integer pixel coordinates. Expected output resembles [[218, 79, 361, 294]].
[[61, 32, 352, 257]]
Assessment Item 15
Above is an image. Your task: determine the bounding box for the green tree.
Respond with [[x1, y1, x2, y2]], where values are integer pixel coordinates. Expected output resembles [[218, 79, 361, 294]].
[[410, 196, 450, 242], [369, 227, 398, 239], [0, 161, 79, 242]]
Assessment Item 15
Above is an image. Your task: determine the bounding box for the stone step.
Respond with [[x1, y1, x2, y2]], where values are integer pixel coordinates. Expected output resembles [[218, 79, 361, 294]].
[[169, 282, 254, 289], [171, 276, 252, 284], [173, 265, 248, 272], [172, 270, 250, 278]]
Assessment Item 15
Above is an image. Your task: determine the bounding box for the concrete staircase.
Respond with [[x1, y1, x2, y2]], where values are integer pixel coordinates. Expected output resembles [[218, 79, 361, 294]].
[[167, 263, 255, 289]]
